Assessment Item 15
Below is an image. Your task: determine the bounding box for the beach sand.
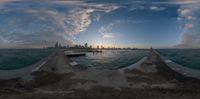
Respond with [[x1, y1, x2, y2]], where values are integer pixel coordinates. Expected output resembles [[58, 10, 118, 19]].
[[1, 50, 200, 99]]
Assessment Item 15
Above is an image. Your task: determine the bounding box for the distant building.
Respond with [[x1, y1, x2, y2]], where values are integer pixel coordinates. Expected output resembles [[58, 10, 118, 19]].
[[55, 42, 59, 48], [101, 45, 104, 49], [84, 43, 88, 48]]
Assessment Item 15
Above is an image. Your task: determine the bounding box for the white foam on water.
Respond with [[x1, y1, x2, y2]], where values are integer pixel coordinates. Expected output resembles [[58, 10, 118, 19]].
[[70, 61, 78, 66], [118, 57, 147, 73], [165, 59, 172, 63]]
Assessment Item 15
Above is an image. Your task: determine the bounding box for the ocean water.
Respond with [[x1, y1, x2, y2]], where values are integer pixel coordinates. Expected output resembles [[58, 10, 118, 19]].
[[157, 49, 200, 70], [71, 50, 148, 69], [0, 49, 56, 70]]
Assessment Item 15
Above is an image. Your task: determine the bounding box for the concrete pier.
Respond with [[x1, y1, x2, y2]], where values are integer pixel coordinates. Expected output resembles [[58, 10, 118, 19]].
[[1, 50, 200, 99]]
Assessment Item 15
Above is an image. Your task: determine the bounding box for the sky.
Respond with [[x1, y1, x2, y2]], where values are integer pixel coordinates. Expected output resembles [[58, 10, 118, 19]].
[[0, 0, 200, 48]]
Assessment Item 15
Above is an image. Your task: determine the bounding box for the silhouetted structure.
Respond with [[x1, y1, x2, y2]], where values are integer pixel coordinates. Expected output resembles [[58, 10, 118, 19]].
[[84, 43, 88, 48], [150, 46, 153, 52], [101, 45, 104, 49], [70, 43, 92, 49], [47, 42, 69, 49], [55, 42, 59, 48]]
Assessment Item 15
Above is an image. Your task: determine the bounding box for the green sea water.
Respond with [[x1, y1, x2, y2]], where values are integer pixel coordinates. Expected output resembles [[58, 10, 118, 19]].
[[0, 49, 56, 70], [157, 49, 200, 70]]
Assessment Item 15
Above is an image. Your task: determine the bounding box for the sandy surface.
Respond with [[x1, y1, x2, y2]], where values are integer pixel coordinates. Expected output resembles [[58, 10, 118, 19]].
[[1, 50, 200, 99]]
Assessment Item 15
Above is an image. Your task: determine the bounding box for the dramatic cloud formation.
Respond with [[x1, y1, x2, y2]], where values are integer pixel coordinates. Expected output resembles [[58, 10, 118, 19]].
[[0, 0, 200, 48], [0, 0, 120, 48], [175, 32, 200, 48], [178, 8, 196, 21], [98, 21, 123, 39], [174, 0, 200, 48]]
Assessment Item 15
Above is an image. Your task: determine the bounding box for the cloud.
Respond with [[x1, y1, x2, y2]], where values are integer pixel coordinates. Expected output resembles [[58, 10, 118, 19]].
[[180, 9, 191, 16], [150, 0, 200, 5], [177, 17, 182, 22], [33, 3, 120, 36], [99, 27, 114, 38], [170, 0, 200, 5], [99, 20, 127, 39], [0, 8, 74, 48], [47, 0, 85, 5], [0, 0, 120, 48], [150, 6, 166, 11], [174, 0, 200, 48], [175, 32, 200, 48], [99, 20, 145, 39], [178, 8, 196, 20], [185, 23, 193, 29], [129, 5, 145, 11], [93, 13, 101, 21], [187, 16, 196, 20], [129, 5, 165, 12]]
